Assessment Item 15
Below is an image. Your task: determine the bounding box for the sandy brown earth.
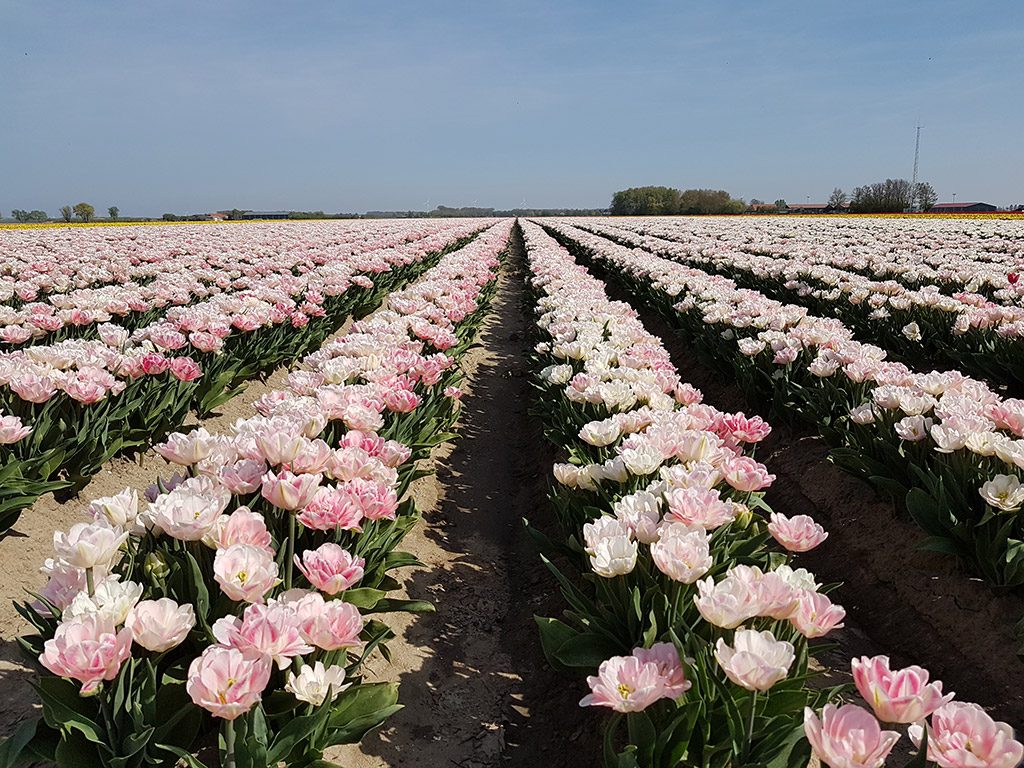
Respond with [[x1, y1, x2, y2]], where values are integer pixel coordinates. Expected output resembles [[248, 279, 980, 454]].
[[603, 279, 1024, 728]]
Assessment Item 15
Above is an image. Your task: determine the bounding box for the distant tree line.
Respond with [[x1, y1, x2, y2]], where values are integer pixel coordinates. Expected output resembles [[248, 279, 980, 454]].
[[610, 187, 746, 216], [846, 179, 937, 213]]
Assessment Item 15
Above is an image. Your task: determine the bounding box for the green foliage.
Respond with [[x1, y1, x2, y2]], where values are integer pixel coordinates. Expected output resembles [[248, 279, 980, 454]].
[[610, 187, 746, 216], [73, 202, 95, 222]]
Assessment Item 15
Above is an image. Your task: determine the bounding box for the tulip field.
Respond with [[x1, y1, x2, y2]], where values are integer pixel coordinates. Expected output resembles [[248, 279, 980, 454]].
[[0, 216, 1021, 768]]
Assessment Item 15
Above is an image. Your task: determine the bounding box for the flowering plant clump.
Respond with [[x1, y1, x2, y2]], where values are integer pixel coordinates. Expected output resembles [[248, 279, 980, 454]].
[[0, 219, 490, 535], [520, 221, 1021, 768], [542, 217, 1024, 590], [1, 221, 513, 767]]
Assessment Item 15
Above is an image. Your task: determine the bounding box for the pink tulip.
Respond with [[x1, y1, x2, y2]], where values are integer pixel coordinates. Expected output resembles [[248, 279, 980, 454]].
[[909, 702, 1023, 768], [9, 373, 58, 403], [650, 525, 712, 583], [290, 592, 364, 650], [631, 643, 691, 698], [767, 512, 828, 552], [40, 613, 133, 694], [851, 655, 953, 723], [186, 646, 272, 720], [664, 487, 736, 530], [256, 432, 306, 467], [212, 602, 313, 669], [720, 454, 776, 492], [0, 415, 32, 444], [295, 543, 365, 595], [151, 476, 232, 541], [789, 590, 846, 638], [169, 357, 202, 382], [126, 598, 196, 652], [213, 544, 279, 604], [53, 522, 128, 569], [207, 506, 274, 554], [296, 485, 365, 531], [579, 655, 670, 713], [714, 629, 794, 691], [217, 459, 267, 495], [155, 427, 214, 465], [804, 704, 901, 768], [260, 469, 323, 511]]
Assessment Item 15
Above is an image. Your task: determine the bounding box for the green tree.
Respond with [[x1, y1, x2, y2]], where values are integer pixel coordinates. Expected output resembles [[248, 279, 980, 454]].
[[73, 202, 95, 222], [774, 199, 788, 211], [108, 206, 119, 220], [915, 182, 938, 212], [59, 205, 73, 223], [828, 188, 848, 209], [11, 209, 28, 222], [162, 213, 179, 221], [27, 210, 47, 222]]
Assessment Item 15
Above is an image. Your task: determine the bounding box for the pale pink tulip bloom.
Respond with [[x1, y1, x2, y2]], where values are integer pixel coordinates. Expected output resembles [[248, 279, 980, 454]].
[[714, 629, 794, 691], [651, 525, 712, 583], [212, 602, 313, 669], [126, 598, 196, 653], [804, 704, 901, 768], [767, 512, 828, 552], [579, 655, 669, 713], [292, 593, 364, 650], [909, 702, 1023, 768], [789, 590, 846, 638], [186, 646, 272, 720], [295, 543, 365, 595], [40, 613, 133, 694], [851, 655, 953, 723], [53, 522, 128, 569], [632, 643, 691, 698], [260, 469, 323, 511], [206, 506, 274, 553], [213, 544, 279, 604]]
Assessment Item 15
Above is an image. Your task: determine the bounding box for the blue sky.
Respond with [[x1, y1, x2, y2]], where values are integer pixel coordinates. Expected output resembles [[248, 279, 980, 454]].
[[2, 0, 1022, 215]]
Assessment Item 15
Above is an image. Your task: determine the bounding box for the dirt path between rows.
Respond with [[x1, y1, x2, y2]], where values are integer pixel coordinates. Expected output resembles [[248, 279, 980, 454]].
[[330, 241, 598, 767], [599, 277, 1024, 726]]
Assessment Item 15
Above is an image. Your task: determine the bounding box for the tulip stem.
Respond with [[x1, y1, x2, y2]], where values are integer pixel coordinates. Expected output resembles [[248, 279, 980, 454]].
[[747, 690, 758, 754], [285, 513, 296, 590], [224, 718, 236, 768], [85, 567, 96, 598], [98, 688, 116, 740]]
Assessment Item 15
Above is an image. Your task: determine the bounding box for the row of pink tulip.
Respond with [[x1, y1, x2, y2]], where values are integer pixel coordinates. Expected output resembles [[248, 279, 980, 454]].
[[519, 220, 1020, 768], [1, 220, 513, 767], [0, 219, 485, 350], [0, 221, 491, 535], [0, 220, 467, 333], [541, 219, 1024, 588], [598, 216, 1024, 303], [572, 218, 1024, 394]]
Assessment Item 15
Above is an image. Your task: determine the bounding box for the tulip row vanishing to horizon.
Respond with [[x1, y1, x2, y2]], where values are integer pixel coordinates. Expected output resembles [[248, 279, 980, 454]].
[[540, 218, 1024, 594], [0, 220, 512, 766], [0, 220, 488, 533], [0, 216, 1020, 768], [518, 219, 1021, 768]]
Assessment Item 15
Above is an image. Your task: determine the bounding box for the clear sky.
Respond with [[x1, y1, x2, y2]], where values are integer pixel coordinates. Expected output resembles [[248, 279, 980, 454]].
[[3, 0, 1022, 215]]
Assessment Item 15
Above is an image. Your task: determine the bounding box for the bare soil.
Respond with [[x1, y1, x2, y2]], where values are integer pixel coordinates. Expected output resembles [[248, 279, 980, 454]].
[[602, 279, 1024, 727]]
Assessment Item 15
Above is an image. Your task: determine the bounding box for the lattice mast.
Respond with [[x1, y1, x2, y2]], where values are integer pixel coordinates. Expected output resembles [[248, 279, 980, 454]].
[[910, 124, 922, 212]]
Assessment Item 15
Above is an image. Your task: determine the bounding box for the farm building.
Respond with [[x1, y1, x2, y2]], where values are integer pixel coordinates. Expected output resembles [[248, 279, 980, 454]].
[[786, 203, 832, 214], [930, 202, 997, 213], [240, 210, 292, 220]]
